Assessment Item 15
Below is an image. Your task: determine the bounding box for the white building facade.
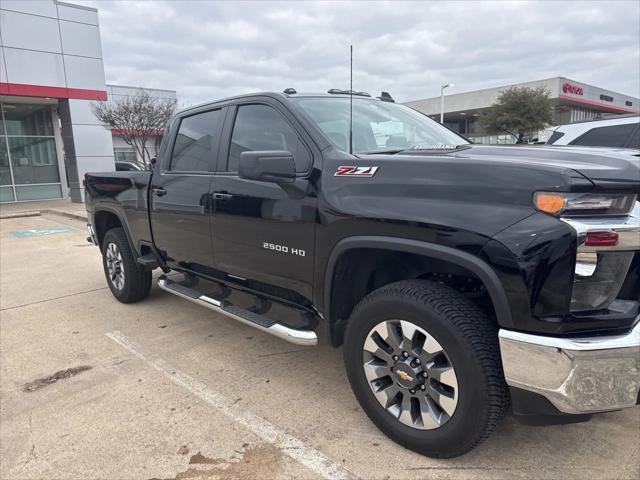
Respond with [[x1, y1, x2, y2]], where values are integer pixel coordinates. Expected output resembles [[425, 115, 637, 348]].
[[0, 0, 115, 203], [404, 77, 640, 144]]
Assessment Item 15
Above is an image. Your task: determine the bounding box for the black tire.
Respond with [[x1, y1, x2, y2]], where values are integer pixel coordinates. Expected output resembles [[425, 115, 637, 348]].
[[102, 227, 152, 303], [343, 279, 509, 458]]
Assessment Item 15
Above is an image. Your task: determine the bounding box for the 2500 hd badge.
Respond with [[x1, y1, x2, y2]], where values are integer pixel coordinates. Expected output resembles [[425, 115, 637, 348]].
[[263, 242, 306, 257]]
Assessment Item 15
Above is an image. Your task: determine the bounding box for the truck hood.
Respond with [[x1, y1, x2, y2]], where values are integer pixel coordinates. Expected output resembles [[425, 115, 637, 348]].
[[459, 145, 639, 191], [361, 144, 640, 193]]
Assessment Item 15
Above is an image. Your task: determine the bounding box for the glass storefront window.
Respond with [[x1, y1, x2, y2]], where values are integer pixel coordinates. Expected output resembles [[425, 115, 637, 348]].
[[0, 102, 62, 202], [15, 184, 62, 201], [0, 186, 14, 202], [8, 137, 60, 184], [114, 148, 138, 163], [1, 137, 11, 185], [1, 104, 54, 136]]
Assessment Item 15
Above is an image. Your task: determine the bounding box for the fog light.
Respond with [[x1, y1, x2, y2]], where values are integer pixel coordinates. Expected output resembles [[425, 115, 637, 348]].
[[571, 252, 635, 311]]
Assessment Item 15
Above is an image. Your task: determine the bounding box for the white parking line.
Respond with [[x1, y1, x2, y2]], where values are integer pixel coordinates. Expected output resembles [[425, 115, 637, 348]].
[[106, 330, 354, 480]]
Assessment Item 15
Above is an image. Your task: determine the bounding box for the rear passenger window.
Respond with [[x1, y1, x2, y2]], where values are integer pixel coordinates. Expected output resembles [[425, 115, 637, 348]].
[[170, 109, 224, 172], [626, 128, 639, 149], [571, 124, 637, 148], [546, 131, 565, 145], [227, 104, 311, 173]]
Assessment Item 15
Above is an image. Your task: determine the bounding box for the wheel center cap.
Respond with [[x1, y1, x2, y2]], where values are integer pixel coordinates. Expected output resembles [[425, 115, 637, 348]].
[[393, 363, 421, 389]]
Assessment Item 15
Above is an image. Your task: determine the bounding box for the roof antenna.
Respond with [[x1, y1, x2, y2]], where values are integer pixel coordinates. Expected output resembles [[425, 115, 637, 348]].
[[349, 44, 353, 155]]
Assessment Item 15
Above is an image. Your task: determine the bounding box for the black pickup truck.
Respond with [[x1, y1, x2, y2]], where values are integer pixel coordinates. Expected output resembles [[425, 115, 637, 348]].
[[85, 90, 640, 458]]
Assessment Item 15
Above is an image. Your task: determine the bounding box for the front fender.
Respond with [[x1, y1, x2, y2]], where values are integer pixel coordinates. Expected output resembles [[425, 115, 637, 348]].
[[323, 236, 515, 334], [483, 212, 578, 335]]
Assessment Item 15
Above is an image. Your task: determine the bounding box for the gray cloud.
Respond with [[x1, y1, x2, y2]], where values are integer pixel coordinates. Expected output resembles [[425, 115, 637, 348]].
[[80, 0, 640, 105]]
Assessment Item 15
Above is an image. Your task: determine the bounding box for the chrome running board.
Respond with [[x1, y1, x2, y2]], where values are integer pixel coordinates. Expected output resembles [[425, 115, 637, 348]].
[[157, 276, 317, 346]]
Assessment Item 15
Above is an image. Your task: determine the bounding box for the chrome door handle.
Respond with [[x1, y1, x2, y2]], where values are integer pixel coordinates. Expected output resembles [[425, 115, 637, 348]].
[[152, 187, 167, 197], [213, 192, 232, 200]]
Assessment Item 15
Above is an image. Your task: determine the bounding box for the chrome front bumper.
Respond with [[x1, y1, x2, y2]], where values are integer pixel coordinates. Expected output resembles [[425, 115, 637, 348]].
[[499, 320, 640, 414]]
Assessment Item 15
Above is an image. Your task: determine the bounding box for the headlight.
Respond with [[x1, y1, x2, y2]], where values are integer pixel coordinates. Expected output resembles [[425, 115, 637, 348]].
[[534, 192, 637, 216]]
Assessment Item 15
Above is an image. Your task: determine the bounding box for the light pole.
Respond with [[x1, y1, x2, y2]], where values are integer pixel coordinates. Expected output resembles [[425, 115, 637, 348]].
[[440, 83, 454, 124]]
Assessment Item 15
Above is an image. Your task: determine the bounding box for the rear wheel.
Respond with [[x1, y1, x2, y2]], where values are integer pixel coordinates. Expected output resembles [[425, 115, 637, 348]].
[[102, 227, 151, 303], [343, 279, 509, 458]]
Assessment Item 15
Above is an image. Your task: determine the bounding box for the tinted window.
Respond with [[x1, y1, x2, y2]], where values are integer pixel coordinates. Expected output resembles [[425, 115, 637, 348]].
[[626, 127, 639, 149], [571, 123, 637, 148], [170, 109, 224, 171], [116, 162, 137, 171], [546, 131, 565, 144], [227, 104, 310, 173]]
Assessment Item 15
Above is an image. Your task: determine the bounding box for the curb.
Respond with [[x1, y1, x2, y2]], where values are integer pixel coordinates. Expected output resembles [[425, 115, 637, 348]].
[[42, 209, 88, 222], [0, 209, 88, 222], [0, 211, 42, 220]]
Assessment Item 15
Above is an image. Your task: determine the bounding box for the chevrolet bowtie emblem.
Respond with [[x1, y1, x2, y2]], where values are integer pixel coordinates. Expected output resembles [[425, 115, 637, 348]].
[[396, 370, 413, 382]]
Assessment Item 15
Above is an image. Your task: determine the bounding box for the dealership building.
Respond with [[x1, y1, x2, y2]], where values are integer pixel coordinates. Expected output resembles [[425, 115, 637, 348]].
[[404, 77, 640, 144], [0, 0, 176, 204]]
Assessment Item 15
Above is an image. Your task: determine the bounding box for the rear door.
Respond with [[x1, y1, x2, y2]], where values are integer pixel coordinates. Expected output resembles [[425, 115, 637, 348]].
[[210, 100, 318, 303], [150, 107, 226, 272]]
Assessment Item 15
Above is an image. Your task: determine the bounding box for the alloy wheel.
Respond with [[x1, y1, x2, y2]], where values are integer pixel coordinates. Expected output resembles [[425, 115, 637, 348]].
[[363, 319, 459, 430], [105, 242, 125, 290]]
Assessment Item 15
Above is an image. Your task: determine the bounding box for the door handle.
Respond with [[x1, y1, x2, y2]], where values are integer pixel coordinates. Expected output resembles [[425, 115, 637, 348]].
[[213, 192, 232, 200], [152, 187, 167, 197]]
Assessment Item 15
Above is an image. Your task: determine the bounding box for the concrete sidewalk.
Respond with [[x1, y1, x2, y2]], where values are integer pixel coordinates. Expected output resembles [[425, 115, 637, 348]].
[[0, 198, 88, 222]]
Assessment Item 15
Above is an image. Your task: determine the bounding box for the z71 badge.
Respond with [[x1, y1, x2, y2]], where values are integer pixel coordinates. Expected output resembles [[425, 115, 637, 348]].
[[334, 166, 379, 177]]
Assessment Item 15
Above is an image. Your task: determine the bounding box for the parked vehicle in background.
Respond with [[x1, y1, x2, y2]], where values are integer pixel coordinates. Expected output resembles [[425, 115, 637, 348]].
[[115, 161, 143, 172], [85, 89, 640, 458], [546, 115, 639, 148]]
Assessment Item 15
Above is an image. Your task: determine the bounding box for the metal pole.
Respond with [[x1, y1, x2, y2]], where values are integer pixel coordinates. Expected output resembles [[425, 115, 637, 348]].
[[349, 45, 353, 154], [440, 86, 445, 124], [0, 101, 18, 202]]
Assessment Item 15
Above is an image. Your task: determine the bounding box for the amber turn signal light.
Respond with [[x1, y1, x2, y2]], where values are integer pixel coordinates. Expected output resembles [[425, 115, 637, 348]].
[[534, 193, 566, 215]]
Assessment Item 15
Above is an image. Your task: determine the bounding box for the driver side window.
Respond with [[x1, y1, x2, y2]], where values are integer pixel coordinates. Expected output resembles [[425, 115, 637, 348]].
[[227, 104, 311, 173]]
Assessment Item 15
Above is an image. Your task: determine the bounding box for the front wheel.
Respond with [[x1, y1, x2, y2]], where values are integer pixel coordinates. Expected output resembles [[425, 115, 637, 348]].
[[102, 227, 152, 303], [343, 279, 509, 458]]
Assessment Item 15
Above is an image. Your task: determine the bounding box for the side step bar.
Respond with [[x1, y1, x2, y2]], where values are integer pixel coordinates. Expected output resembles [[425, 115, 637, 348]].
[[157, 276, 317, 346]]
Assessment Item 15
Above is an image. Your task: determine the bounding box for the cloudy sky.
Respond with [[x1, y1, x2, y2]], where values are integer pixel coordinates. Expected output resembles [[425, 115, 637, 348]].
[[80, 0, 640, 105]]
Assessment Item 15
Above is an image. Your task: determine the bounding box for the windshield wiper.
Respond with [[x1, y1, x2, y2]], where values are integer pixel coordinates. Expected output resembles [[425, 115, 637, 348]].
[[358, 145, 472, 155], [400, 144, 472, 154], [357, 148, 407, 155]]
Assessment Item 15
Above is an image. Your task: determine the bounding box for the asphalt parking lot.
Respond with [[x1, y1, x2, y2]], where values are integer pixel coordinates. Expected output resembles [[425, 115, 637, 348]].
[[1, 212, 639, 480]]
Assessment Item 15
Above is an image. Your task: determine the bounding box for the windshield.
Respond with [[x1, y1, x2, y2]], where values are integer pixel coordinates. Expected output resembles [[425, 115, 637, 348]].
[[292, 97, 468, 154]]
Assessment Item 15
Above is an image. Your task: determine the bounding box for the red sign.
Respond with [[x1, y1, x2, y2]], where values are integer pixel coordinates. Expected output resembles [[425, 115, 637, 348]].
[[562, 82, 584, 95]]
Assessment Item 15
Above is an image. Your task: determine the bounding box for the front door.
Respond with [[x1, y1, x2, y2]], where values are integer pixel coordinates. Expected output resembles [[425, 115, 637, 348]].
[[150, 107, 226, 273], [210, 102, 317, 303]]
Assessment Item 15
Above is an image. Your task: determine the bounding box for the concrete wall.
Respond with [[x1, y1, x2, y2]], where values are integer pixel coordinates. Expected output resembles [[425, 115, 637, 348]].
[[59, 99, 115, 201]]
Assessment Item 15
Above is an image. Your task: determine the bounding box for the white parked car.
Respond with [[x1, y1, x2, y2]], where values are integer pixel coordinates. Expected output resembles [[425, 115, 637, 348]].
[[546, 115, 639, 148]]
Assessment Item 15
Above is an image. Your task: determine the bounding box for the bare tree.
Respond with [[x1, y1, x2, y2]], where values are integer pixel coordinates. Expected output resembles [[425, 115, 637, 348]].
[[92, 90, 177, 169]]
